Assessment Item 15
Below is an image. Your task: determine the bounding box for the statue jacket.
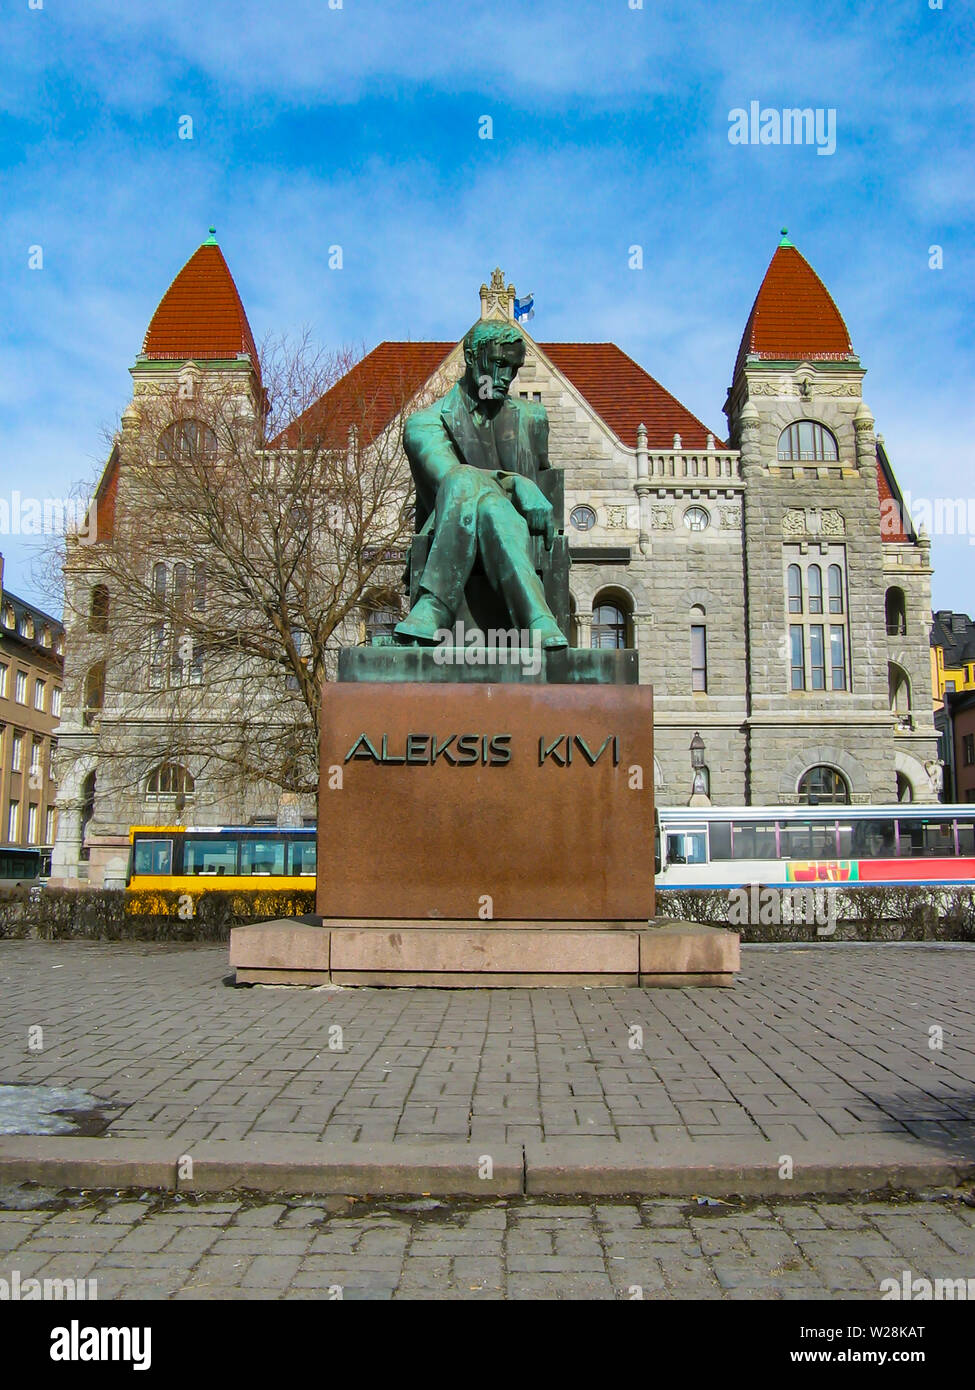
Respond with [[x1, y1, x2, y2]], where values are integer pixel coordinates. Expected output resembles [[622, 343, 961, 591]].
[[403, 381, 550, 534]]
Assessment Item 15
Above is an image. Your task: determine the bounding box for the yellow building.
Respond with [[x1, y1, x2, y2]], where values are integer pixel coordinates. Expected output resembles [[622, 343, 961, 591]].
[[930, 610, 975, 709]]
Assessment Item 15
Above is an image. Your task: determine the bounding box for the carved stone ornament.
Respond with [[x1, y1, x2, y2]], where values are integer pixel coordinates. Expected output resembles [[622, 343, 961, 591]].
[[605, 505, 629, 529], [651, 505, 674, 530], [719, 505, 742, 528], [782, 508, 806, 538], [782, 507, 845, 539]]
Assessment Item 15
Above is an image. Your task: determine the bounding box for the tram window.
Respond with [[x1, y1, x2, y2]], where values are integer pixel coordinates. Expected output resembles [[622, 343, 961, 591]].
[[709, 821, 732, 860], [897, 818, 954, 858], [185, 838, 238, 875], [852, 819, 896, 858], [956, 821, 975, 855], [240, 839, 286, 876], [779, 822, 826, 858], [837, 821, 854, 857], [133, 839, 173, 875], [289, 840, 317, 876], [666, 831, 707, 865], [731, 822, 776, 860]]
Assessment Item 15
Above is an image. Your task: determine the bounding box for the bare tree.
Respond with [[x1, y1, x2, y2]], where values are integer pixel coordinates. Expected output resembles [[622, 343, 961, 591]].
[[55, 333, 441, 809]]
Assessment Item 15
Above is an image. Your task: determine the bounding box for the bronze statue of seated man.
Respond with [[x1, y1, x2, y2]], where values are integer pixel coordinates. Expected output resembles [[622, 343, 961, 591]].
[[394, 320, 568, 650]]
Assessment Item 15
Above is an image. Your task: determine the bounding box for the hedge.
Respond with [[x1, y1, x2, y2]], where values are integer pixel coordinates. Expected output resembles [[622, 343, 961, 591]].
[[1, 883, 974, 944], [655, 884, 975, 943], [0, 886, 315, 943]]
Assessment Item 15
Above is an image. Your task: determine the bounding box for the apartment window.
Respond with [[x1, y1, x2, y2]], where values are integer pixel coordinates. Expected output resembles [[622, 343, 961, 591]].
[[27, 804, 38, 845], [591, 603, 627, 649], [30, 740, 41, 778], [809, 626, 826, 690], [0, 662, 7, 697], [7, 801, 19, 841], [34, 678, 46, 712], [11, 731, 23, 771], [89, 585, 109, 634], [945, 680, 957, 694], [691, 625, 708, 692], [45, 806, 56, 844], [829, 565, 844, 614], [51, 687, 62, 718], [807, 565, 823, 614], [830, 626, 847, 691], [15, 671, 27, 704], [787, 565, 802, 613], [964, 733, 975, 767]]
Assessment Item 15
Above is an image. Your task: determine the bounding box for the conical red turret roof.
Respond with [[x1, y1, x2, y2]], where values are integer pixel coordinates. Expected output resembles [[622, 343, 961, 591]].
[[734, 235, 854, 379], [141, 232, 258, 369]]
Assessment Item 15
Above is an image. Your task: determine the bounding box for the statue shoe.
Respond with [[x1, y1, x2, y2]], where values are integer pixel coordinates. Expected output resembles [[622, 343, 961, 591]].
[[394, 593, 453, 645], [528, 617, 569, 650]]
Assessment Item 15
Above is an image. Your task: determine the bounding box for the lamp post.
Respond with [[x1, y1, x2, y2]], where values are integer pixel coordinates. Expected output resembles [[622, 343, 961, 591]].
[[689, 731, 710, 807]]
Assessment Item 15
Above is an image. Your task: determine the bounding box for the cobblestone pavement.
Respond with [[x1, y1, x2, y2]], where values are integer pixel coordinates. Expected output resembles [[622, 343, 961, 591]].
[[0, 942, 973, 1151], [0, 1188, 973, 1299]]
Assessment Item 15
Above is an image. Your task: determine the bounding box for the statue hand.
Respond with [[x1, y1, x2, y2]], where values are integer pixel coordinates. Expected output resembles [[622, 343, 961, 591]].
[[509, 475, 554, 549]]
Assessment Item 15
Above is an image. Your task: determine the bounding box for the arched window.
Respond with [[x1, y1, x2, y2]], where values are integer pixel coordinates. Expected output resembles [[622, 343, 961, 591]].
[[591, 603, 627, 649], [83, 663, 105, 726], [690, 604, 707, 692], [807, 564, 823, 614], [889, 663, 911, 717], [798, 766, 850, 805], [88, 585, 109, 634], [146, 763, 195, 799], [156, 420, 218, 462], [787, 565, 802, 613], [828, 565, 844, 614], [885, 587, 906, 636], [79, 771, 96, 861], [152, 562, 167, 603], [777, 421, 839, 462]]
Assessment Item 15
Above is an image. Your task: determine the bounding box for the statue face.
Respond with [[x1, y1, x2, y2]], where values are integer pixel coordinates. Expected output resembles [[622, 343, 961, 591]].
[[470, 336, 525, 404]]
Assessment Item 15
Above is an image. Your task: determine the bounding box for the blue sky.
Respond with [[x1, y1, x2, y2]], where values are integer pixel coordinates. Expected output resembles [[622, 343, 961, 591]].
[[1, 0, 972, 611]]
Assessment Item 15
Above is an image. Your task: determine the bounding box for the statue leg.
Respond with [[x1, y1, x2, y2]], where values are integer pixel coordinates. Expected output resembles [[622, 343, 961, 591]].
[[476, 493, 567, 649], [395, 467, 482, 643]]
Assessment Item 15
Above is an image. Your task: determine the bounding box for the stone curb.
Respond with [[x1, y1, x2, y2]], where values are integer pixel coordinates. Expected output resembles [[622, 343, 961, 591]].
[[1, 1135, 973, 1198]]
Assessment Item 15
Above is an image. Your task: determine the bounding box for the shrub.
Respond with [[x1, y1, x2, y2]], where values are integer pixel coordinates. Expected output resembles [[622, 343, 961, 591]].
[[0, 886, 316, 942]]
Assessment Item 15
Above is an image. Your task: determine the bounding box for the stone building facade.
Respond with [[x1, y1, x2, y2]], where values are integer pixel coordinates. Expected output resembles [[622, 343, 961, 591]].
[[51, 231, 939, 886]]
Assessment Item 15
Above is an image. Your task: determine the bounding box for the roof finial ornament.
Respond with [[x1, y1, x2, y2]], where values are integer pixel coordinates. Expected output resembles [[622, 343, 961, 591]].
[[778, 227, 794, 248], [204, 226, 218, 245]]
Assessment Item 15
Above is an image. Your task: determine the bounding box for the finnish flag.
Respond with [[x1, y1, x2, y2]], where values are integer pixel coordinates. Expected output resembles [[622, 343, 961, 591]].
[[514, 292, 535, 322]]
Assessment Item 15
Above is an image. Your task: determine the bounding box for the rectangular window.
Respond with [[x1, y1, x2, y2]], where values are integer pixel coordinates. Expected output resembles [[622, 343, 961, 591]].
[[51, 687, 62, 718], [830, 626, 847, 691], [956, 821, 975, 855], [27, 804, 38, 844], [15, 671, 27, 704], [34, 679, 46, 711], [945, 680, 956, 693], [240, 838, 287, 876], [897, 818, 954, 858], [30, 741, 41, 775], [810, 625, 826, 689], [289, 839, 318, 876], [790, 625, 805, 690], [133, 838, 174, 876], [0, 662, 7, 697], [707, 821, 733, 861], [7, 801, 19, 841], [690, 626, 707, 692], [11, 731, 23, 771], [965, 734, 975, 767], [730, 822, 777, 860], [184, 837, 238, 876], [45, 807, 56, 844]]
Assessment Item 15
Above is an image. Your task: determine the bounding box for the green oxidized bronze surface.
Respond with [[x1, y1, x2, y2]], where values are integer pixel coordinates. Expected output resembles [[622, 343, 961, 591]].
[[394, 320, 569, 651]]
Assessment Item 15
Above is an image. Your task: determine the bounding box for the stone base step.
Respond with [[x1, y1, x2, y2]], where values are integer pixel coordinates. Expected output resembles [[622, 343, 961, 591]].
[[230, 919, 739, 988]]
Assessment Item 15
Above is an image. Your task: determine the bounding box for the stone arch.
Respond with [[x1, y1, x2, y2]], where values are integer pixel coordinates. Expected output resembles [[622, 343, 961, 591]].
[[888, 662, 912, 716], [778, 744, 868, 801], [894, 749, 933, 803]]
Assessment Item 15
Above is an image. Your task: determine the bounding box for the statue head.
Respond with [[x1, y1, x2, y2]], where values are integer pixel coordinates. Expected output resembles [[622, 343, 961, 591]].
[[462, 321, 526, 410]]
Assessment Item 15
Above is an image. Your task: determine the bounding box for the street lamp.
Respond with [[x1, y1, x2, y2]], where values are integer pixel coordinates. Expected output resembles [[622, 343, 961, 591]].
[[689, 731, 710, 806]]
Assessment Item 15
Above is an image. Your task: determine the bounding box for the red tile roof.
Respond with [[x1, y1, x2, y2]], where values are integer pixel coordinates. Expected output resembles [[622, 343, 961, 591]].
[[734, 244, 854, 379], [278, 340, 724, 451], [142, 242, 259, 369], [543, 342, 722, 449], [877, 442, 912, 543], [275, 342, 456, 449]]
